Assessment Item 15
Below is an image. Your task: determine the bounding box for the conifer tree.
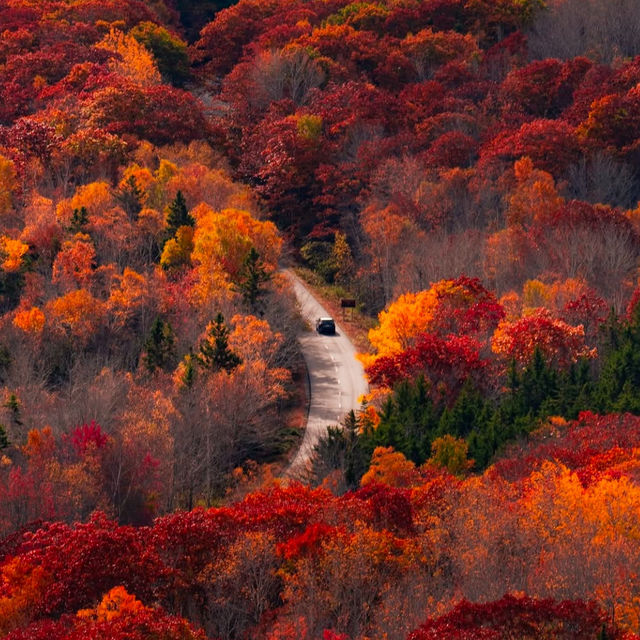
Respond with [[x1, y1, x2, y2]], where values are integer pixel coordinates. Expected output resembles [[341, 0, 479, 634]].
[[143, 318, 176, 372], [235, 247, 271, 312], [197, 313, 241, 373], [4, 393, 22, 429], [118, 175, 144, 219], [69, 206, 89, 234], [165, 190, 194, 238]]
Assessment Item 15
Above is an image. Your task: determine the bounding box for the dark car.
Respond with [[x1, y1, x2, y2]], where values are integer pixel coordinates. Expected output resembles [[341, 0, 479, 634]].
[[316, 317, 336, 335]]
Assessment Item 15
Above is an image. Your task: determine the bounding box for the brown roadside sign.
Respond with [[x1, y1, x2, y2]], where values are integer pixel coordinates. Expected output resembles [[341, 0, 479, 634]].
[[341, 298, 356, 308]]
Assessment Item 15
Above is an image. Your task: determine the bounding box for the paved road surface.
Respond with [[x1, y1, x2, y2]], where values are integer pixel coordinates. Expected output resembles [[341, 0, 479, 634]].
[[285, 271, 369, 478]]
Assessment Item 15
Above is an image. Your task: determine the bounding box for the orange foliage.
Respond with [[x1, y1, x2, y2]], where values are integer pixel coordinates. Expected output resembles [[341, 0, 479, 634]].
[[507, 157, 563, 227], [485, 225, 533, 291], [0, 155, 17, 216], [52, 234, 96, 289], [361, 446, 418, 487], [0, 557, 50, 635], [402, 28, 479, 80], [23, 425, 56, 460], [13, 306, 46, 334], [229, 314, 284, 364], [191, 205, 281, 306], [107, 268, 151, 328], [519, 461, 640, 629], [120, 164, 154, 202], [20, 194, 62, 260], [0, 236, 28, 272], [522, 278, 590, 315], [77, 585, 148, 621], [363, 276, 502, 369], [167, 164, 258, 214], [57, 181, 114, 227], [363, 289, 439, 367], [46, 289, 106, 341]]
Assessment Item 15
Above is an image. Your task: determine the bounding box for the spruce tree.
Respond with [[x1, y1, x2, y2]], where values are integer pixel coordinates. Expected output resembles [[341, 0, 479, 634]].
[[197, 313, 242, 373], [69, 206, 89, 233], [165, 190, 194, 238], [235, 247, 271, 312], [143, 318, 176, 372], [118, 175, 144, 219], [181, 350, 197, 389], [4, 393, 22, 428]]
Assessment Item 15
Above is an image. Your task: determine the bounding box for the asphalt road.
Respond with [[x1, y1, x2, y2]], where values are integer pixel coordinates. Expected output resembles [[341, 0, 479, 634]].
[[285, 271, 369, 478]]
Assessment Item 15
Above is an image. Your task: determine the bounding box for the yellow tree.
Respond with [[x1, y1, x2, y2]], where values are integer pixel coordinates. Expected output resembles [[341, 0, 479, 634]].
[[96, 28, 162, 86], [0, 237, 28, 272], [520, 461, 640, 629], [190, 205, 281, 308], [108, 267, 153, 330]]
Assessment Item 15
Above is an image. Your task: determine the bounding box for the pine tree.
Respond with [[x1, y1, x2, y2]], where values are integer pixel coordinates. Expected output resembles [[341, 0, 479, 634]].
[[235, 247, 271, 312], [165, 190, 194, 238], [0, 424, 8, 449], [437, 380, 490, 441], [69, 206, 89, 233], [0, 344, 10, 383], [4, 393, 22, 428], [143, 318, 176, 372], [181, 350, 197, 389], [118, 175, 144, 219], [197, 313, 242, 373]]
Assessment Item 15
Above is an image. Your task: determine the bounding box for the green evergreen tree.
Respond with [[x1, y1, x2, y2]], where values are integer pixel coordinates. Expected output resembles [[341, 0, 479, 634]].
[[235, 247, 271, 312], [363, 376, 438, 465], [437, 381, 489, 441], [519, 347, 559, 416], [554, 360, 593, 418], [197, 313, 242, 373], [143, 318, 176, 373], [343, 410, 371, 489], [593, 308, 640, 412], [4, 393, 22, 428], [0, 424, 8, 449], [181, 350, 197, 389], [0, 344, 10, 384], [69, 206, 89, 233], [165, 190, 194, 238], [312, 410, 371, 489], [118, 175, 144, 219]]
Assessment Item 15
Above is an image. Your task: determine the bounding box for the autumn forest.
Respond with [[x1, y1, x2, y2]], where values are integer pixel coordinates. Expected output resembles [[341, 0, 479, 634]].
[[2, 0, 640, 637]]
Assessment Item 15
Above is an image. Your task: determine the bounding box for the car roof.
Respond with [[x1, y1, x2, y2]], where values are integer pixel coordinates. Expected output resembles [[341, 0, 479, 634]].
[[318, 317, 334, 322]]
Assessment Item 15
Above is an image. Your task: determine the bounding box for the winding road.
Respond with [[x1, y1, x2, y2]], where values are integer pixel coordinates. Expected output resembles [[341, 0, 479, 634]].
[[285, 271, 369, 478]]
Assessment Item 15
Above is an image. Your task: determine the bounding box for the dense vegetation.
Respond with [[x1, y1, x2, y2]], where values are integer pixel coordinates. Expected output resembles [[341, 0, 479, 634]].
[[1, 0, 640, 637]]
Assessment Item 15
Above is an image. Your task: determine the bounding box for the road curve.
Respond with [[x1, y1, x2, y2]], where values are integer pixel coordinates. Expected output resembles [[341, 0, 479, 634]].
[[284, 270, 369, 478]]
